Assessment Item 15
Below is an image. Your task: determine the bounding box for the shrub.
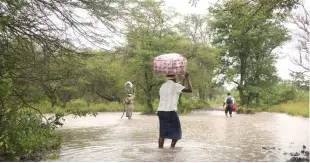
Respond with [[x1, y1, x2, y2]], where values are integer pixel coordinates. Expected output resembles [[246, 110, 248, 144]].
[[178, 97, 208, 113], [0, 111, 62, 161]]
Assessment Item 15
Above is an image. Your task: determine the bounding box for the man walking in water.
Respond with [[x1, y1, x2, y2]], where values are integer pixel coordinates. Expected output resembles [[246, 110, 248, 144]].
[[223, 92, 235, 118], [157, 72, 192, 148]]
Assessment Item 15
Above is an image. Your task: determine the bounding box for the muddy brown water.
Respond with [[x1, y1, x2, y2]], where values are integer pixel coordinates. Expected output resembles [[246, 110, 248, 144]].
[[50, 111, 309, 162]]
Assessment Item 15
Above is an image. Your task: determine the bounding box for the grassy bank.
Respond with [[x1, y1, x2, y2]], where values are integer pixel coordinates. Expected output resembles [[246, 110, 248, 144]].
[[210, 90, 309, 117], [35, 98, 208, 115], [35, 99, 145, 114], [258, 100, 309, 117]]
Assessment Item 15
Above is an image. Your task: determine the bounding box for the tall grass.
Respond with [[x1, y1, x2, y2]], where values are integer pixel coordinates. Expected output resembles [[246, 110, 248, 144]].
[[259, 100, 309, 117], [36, 97, 209, 115], [35, 99, 145, 114]]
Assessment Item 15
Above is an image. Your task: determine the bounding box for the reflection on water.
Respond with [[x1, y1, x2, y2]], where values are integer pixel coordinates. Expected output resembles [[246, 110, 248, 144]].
[[50, 111, 309, 162]]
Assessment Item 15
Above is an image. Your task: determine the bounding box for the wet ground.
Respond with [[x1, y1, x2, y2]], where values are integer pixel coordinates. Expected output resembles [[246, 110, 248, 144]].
[[51, 111, 309, 162]]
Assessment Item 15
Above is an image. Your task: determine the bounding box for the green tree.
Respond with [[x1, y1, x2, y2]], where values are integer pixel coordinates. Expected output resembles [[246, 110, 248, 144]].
[[0, 0, 126, 160], [80, 51, 126, 103], [209, 0, 291, 105], [176, 14, 219, 103], [120, 0, 184, 113]]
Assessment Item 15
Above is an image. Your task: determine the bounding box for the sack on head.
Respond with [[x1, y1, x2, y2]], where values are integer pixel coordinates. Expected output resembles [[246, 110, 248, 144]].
[[125, 81, 133, 94]]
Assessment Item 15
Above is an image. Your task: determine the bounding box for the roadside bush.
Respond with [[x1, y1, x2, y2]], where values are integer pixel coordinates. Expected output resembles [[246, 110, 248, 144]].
[[178, 97, 208, 113], [259, 84, 298, 106], [0, 111, 62, 161]]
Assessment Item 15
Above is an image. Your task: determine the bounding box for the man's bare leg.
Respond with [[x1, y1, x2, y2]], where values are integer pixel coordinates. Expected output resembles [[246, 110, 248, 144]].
[[171, 139, 178, 148], [158, 137, 165, 148], [225, 107, 228, 118]]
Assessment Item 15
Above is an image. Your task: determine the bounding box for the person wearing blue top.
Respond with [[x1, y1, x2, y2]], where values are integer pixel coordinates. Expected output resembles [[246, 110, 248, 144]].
[[223, 92, 235, 118]]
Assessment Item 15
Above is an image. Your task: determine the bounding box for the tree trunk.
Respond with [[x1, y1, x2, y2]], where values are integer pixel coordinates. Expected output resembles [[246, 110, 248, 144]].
[[146, 97, 153, 113], [146, 91, 153, 113], [62, 102, 66, 108], [238, 87, 245, 106], [198, 89, 206, 103], [239, 56, 247, 105], [143, 71, 154, 113], [50, 96, 57, 107], [255, 94, 259, 105], [41, 84, 58, 107]]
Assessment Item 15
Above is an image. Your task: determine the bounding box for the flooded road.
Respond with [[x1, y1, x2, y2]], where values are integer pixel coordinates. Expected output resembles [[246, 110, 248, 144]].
[[51, 111, 309, 162]]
